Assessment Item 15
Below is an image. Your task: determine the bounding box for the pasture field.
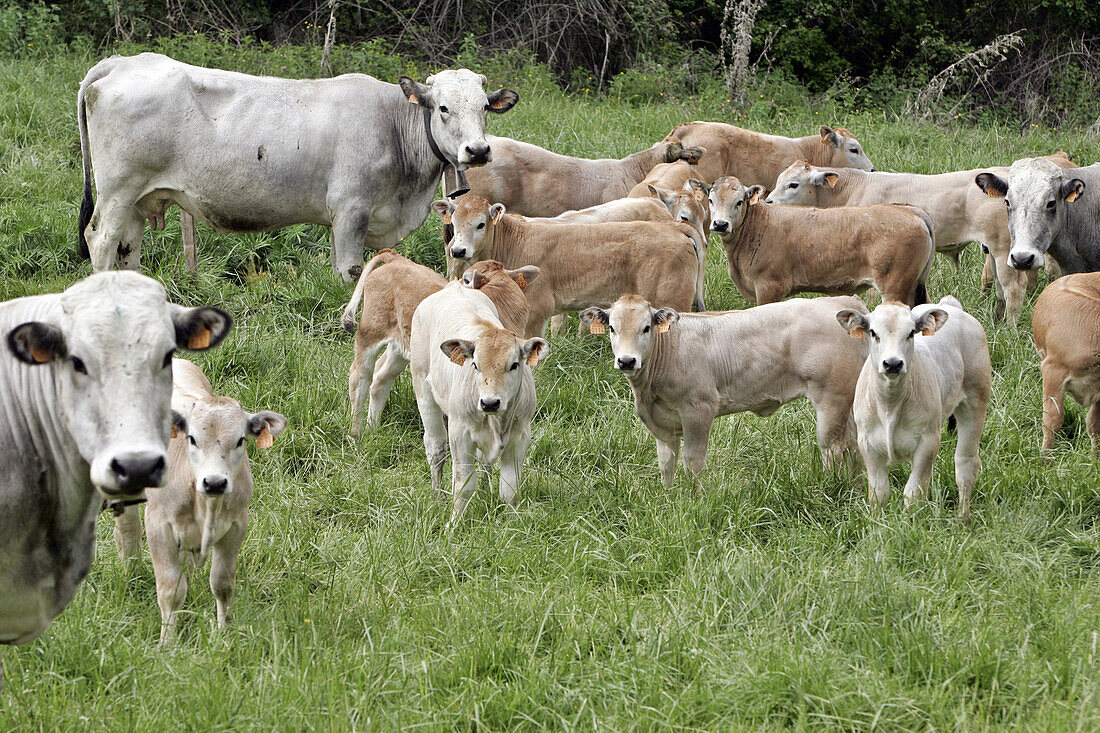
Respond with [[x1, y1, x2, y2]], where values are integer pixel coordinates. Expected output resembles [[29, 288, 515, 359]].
[[3, 48, 1100, 731]]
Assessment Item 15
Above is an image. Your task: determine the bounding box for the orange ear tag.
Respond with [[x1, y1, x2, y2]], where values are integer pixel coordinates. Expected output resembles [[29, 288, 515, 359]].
[[850, 328, 866, 339], [515, 274, 528, 290], [188, 327, 212, 349], [256, 427, 274, 449], [449, 348, 467, 365], [526, 351, 540, 366], [30, 344, 52, 363], [589, 322, 606, 335], [171, 425, 179, 439], [409, 94, 420, 105], [656, 321, 671, 334]]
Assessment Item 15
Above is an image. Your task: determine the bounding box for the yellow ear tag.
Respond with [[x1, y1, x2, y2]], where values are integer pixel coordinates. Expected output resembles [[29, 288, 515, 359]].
[[171, 425, 179, 439], [256, 426, 274, 449], [188, 327, 212, 350], [515, 274, 528, 290], [1066, 190, 1080, 203], [30, 344, 52, 363], [656, 321, 671, 334], [920, 325, 936, 336], [525, 351, 540, 367], [443, 212, 452, 224], [825, 175, 838, 189], [449, 347, 467, 365], [986, 188, 1001, 198], [588, 322, 606, 335], [408, 94, 420, 105], [850, 328, 866, 339]]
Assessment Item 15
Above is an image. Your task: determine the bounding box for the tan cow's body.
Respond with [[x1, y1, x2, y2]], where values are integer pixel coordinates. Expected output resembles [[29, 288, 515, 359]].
[[663, 122, 873, 186], [438, 196, 705, 337], [709, 178, 934, 306], [1031, 273, 1100, 455]]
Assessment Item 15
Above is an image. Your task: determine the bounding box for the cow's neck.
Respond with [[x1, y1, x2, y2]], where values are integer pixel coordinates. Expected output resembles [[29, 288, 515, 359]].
[[487, 216, 531, 266], [800, 136, 837, 168], [626, 330, 674, 396], [724, 203, 768, 266], [621, 144, 667, 186], [398, 101, 448, 186]]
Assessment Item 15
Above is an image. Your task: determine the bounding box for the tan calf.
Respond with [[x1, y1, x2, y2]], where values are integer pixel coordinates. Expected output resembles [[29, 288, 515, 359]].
[[549, 197, 672, 225], [709, 177, 934, 306], [435, 195, 704, 337], [644, 180, 712, 243], [1031, 273, 1100, 456], [663, 122, 873, 187], [626, 161, 704, 198]]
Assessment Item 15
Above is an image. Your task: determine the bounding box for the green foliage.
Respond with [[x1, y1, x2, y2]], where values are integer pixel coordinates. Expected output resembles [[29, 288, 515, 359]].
[[0, 0, 62, 58]]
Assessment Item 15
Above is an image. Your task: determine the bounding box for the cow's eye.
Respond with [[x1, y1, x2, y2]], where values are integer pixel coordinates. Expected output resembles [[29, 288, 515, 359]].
[[509, 362, 519, 371], [162, 349, 175, 369], [908, 329, 918, 339], [850, 147, 859, 154], [643, 325, 651, 333], [236, 437, 246, 448], [868, 329, 879, 340], [472, 362, 479, 372], [788, 182, 798, 189], [187, 435, 197, 446], [1005, 199, 1011, 209], [476, 222, 485, 229], [438, 105, 449, 114], [1046, 199, 1056, 211], [70, 356, 87, 375], [608, 325, 615, 334], [735, 200, 742, 206]]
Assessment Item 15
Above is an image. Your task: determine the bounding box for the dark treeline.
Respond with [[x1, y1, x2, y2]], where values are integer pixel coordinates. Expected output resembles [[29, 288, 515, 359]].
[[3, 0, 1099, 125]]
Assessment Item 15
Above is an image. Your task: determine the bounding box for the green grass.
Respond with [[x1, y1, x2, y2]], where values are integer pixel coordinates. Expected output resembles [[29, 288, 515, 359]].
[[2, 48, 1100, 731]]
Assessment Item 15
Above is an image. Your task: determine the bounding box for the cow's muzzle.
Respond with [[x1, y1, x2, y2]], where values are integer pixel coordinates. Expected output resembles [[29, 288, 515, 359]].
[[450, 245, 470, 259], [107, 451, 167, 494], [463, 142, 491, 166], [881, 358, 905, 376], [711, 220, 730, 233], [1009, 250, 1040, 270], [616, 356, 638, 371], [200, 475, 229, 496], [479, 397, 501, 413]]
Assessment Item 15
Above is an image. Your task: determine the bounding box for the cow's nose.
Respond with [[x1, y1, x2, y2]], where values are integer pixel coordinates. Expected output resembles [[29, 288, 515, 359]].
[[869, 167, 876, 172], [110, 452, 167, 491], [201, 475, 229, 495], [616, 356, 637, 371], [479, 397, 501, 412], [465, 142, 490, 163], [1010, 252, 1036, 269], [711, 220, 729, 233], [450, 246, 468, 259], [882, 358, 904, 375], [346, 264, 363, 280]]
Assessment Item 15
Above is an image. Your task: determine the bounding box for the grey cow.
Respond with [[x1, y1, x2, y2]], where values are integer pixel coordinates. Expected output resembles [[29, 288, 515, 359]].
[[976, 158, 1098, 275], [77, 52, 517, 281], [0, 272, 230, 681]]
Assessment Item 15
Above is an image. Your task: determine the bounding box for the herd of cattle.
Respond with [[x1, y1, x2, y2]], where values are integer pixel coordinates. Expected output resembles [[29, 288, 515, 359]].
[[2, 51, 1099, 679]]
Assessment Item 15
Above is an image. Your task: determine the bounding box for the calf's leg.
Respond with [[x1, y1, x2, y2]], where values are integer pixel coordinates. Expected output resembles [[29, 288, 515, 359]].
[[499, 429, 531, 507], [952, 400, 986, 525], [447, 431, 478, 528], [680, 412, 715, 480], [903, 438, 939, 509], [210, 522, 245, 629], [413, 381, 449, 493], [1087, 401, 1100, 457], [1040, 360, 1068, 456], [349, 338, 385, 437], [864, 449, 891, 511], [148, 523, 187, 645], [113, 505, 143, 561], [367, 348, 409, 431], [656, 436, 681, 488]]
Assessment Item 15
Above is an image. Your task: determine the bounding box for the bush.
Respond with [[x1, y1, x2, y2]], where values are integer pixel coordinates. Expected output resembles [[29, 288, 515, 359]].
[[0, 1, 62, 58]]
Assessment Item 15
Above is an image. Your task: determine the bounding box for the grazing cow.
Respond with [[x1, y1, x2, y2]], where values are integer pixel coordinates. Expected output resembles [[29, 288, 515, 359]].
[[77, 52, 517, 281], [580, 295, 869, 486], [767, 156, 1076, 324], [461, 135, 705, 217], [709, 177, 934, 306], [837, 297, 990, 523], [663, 122, 874, 186], [435, 195, 705, 336], [1031, 273, 1100, 455], [114, 359, 287, 644], [975, 158, 1099, 275], [342, 251, 536, 435], [410, 281, 549, 527], [0, 272, 230, 674], [626, 161, 703, 198]]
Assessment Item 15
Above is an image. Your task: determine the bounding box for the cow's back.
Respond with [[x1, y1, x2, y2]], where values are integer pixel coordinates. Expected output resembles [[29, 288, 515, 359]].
[[1034, 273, 1100, 366]]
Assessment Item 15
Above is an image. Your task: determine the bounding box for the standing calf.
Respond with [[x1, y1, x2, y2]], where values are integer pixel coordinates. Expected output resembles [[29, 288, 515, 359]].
[[837, 298, 990, 522]]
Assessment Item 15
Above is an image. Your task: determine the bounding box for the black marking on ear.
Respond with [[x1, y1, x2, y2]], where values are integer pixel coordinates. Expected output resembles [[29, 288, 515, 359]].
[[174, 307, 233, 351], [7, 322, 66, 365]]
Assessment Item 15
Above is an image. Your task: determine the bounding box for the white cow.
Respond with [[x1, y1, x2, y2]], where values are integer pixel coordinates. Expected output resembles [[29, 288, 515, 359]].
[[836, 297, 991, 523], [0, 272, 230, 678], [77, 52, 517, 281], [410, 281, 548, 527]]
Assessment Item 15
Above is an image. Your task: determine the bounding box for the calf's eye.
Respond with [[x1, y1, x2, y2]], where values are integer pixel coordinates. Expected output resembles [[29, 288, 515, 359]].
[[1046, 200, 1056, 210], [71, 356, 87, 375], [237, 437, 246, 448], [188, 435, 197, 446], [788, 182, 798, 189], [476, 222, 485, 229], [509, 362, 518, 371], [439, 105, 449, 114], [162, 349, 175, 369], [643, 325, 651, 333]]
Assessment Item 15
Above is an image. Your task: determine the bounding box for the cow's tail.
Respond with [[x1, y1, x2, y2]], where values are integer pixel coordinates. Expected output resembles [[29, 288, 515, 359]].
[[911, 207, 936, 306], [341, 249, 399, 333], [77, 76, 95, 260]]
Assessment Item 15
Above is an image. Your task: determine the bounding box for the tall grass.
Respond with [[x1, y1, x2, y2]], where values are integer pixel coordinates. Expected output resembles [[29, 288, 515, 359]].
[[1, 48, 1099, 730]]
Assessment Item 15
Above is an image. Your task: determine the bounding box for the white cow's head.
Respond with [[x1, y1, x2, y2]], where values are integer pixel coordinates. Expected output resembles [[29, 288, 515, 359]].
[[708, 176, 763, 235], [975, 157, 1086, 270], [581, 295, 680, 374], [172, 384, 286, 497], [5, 272, 231, 500], [441, 327, 548, 414], [836, 302, 947, 380], [648, 180, 711, 240], [819, 126, 874, 171], [765, 161, 839, 205], [399, 69, 518, 169], [433, 195, 503, 268]]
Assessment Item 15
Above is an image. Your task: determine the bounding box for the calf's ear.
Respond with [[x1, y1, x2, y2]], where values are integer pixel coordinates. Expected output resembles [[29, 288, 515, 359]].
[[431, 200, 452, 219], [522, 337, 550, 367], [486, 88, 519, 113], [171, 410, 187, 439], [489, 203, 507, 224], [820, 125, 839, 147], [507, 265, 540, 290], [170, 306, 232, 351], [975, 172, 1008, 198], [810, 171, 839, 189], [248, 411, 288, 449], [915, 308, 948, 336], [652, 308, 680, 333], [746, 185, 766, 204], [1062, 178, 1085, 203], [441, 338, 475, 366], [685, 178, 710, 196], [399, 77, 430, 106], [7, 322, 66, 364], [580, 307, 609, 334], [836, 309, 869, 338], [466, 270, 490, 289]]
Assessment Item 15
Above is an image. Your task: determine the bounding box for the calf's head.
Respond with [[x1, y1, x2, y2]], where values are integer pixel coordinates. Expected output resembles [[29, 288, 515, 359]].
[[708, 176, 763, 235], [765, 161, 838, 205], [173, 388, 286, 497], [581, 295, 679, 373], [433, 195, 503, 264], [836, 302, 947, 380], [975, 157, 1086, 271], [5, 272, 231, 499], [441, 328, 548, 414], [649, 180, 712, 239], [820, 126, 874, 171], [400, 69, 517, 168]]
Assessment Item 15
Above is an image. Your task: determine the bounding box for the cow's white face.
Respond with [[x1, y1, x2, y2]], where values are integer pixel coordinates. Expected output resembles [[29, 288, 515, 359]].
[[174, 390, 285, 496], [837, 303, 946, 380], [708, 176, 761, 235], [400, 69, 518, 169], [5, 272, 231, 500], [441, 329, 548, 414], [975, 158, 1086, 270], [582, 296, 679, 373], [765, 162, 839, 205], [820, 126, 874, 171], [434, 195, 502, 265]]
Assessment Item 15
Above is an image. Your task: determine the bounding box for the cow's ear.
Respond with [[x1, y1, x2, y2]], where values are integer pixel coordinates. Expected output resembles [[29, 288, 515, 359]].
[[399, 76, 430, 106], [746, 185, 766, 204], [685, 178, 710, 196], [915, 308, 948, 336], [441, 338, 475, 366], [836, 309, 869, 338], [431, 200, 452, 218], [580, 307, 609, 334], [171, 410, 187, 439], [247, 411, 288, 449], [810, 171, 838, 188], [489, 203, 507, 224], [170, 306, 232, 351], [485, 88, 518, 113], [652, 308, 680, 333], [466, 270, 489, 289], [507, 265, 540, 290], [975, 172, 1008, 198], [7, 322, 66, 365], [648, 184, 675, 207], [522, 337, 549, 367], [1062, 178, 1085, 203], [820, 125, 839, 147]]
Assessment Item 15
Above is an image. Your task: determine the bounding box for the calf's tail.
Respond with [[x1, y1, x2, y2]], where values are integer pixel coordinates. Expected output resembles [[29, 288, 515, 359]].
[[77, 77, 96, 260], [341, 250, 399, 333], [910, 208, 937, 306]]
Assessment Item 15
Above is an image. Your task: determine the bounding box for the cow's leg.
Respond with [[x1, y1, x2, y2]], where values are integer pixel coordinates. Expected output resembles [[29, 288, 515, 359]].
[[991, 250, 1027, 325], [863, 448, 890, 511], [112, 505, 143, 561], [86, 198, 145, 272], [1045, 257, 1063, 282], [348, 338, 384, 437], [1040, 360, 1068, 456], [1087, 401, 1100, 457], [812, 395, 855, 472], [499, 429, 531, 508], [180, 210, 197, 270], [331, 207, 370, 283], [952, 400, 985, 525], [549, 314, 568, 336], [367, 348, 409, 431], [656, 436, 681, 488], [903, 438, 939, 509], [412, 380, 449, 493], [980, 252, 994, 291], [148, 523, 187, 645], [447, 431, 478, 528], [210, 523, 244, 629], [681, 412, 715, 480]]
